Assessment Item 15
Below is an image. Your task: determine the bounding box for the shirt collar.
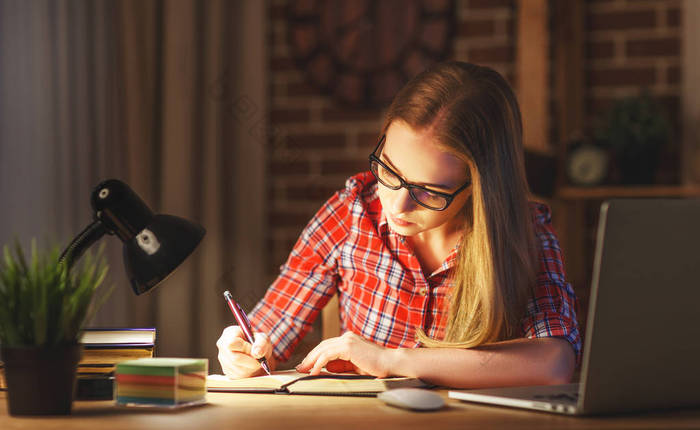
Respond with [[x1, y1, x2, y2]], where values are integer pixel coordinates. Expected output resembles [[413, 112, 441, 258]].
[[437, 245, 460, 275], [377, 210, 393, 237], [379, 211, 461, 276]]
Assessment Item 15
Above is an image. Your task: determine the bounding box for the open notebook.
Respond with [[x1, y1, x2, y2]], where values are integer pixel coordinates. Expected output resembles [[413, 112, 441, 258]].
[[207, 369, 429, 396]]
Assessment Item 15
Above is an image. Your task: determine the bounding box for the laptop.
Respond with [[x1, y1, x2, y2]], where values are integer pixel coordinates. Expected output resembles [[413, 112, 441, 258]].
[[449, 198, 700, 415]]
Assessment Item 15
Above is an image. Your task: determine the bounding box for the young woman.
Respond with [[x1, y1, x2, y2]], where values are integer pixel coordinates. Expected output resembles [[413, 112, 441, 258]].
[[216, 61, 580, 388]]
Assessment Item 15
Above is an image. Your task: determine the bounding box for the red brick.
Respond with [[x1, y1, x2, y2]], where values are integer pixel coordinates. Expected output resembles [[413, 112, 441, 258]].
[[286, 133, 346, 149], [586, 40, 615, 59], [401, 51, 434, 81], [458, 19, 495, 38], [588, 10, 656, 31], [421, 20, 451, 53], [423, 0, 452, 13], [503, 18, 515, 38], [269, 4, 286, 20], [306, 53, 334, 88], [286, 182, 343, 201], [320, 159, 368, 175], [587, 67, 656, 87], [270, 108, 310, 124], [279, 237, 299, 256], [321, 107, 383, 122], [271, 185, 285, 202], [288, 0, 316, 16], [269, 210, 316, 228], [269, 236, 302, 272], [626, 38, 680, 57], [667, 8, 680, 27], [359, 132, 383, 153], [287, 81, 319, 97], [656, 95, 680, 121], [585, 96, 613, 119], [284, 237, 298, 253], [270, 57, 297, 72], [270, 28, 290, 49], [289, 24, 318, 59], [667, 65, 680, 85], [271, 82, 286, 98], [468, 0, 512, 9], [269, 252, 286, 274], [468, 45, 512, 63], [270, 160, 310, 175], [504, 71, 515, 86]]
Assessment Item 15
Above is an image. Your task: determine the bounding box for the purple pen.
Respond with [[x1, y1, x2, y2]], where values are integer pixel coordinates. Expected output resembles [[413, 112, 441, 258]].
[[223, 290, 272, 375]]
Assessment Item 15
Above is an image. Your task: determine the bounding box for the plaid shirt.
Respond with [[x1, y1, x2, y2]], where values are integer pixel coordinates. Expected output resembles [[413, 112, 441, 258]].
[[250, 172, 581, 364]]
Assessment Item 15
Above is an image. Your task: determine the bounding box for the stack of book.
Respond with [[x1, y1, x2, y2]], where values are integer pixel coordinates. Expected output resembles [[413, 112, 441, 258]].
[[78, 327, 156, 376], [76, 327, 156, 400]]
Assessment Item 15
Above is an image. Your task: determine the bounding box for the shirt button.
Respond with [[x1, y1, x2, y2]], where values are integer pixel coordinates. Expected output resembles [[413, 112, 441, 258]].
[[418, 287, 428, 296]]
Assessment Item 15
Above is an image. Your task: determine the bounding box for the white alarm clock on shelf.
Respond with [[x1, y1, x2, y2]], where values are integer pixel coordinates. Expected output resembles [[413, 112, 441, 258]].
[[566, 143, 610, 186]]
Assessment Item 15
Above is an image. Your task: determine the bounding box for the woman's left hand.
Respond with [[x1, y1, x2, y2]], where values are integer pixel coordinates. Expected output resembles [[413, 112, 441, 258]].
[[296, 332, 394, 377]]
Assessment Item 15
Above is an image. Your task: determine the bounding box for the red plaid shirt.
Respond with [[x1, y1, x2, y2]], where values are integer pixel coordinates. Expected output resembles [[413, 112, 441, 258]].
[[250, 172, 581, 363]]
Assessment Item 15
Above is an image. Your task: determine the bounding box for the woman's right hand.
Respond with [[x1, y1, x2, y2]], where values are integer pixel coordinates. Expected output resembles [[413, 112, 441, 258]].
[[216, 325, 274, 379]]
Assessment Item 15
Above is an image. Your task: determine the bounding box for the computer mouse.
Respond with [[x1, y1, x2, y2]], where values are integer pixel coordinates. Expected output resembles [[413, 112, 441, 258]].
[[378, 388, 446, 411]]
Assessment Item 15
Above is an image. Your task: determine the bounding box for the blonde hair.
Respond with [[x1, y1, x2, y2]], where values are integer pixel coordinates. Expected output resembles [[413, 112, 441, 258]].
[[381, 61, 538, 347]]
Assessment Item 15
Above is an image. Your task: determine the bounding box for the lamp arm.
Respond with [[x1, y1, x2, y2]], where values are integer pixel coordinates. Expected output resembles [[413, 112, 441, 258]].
[[59, 220, 109, 271]]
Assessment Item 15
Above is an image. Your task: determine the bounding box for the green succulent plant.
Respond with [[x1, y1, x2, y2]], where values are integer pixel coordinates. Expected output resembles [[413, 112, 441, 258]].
[[0, 240, 111, 346], [595, 91, 670, 156]]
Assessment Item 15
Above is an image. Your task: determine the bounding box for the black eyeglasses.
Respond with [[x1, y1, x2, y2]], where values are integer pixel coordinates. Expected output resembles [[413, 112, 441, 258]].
[[368, 135, 471, 211]]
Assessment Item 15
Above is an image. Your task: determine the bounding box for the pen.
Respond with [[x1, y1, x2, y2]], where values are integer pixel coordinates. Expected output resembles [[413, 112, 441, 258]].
[[223, 290, 272, 375]]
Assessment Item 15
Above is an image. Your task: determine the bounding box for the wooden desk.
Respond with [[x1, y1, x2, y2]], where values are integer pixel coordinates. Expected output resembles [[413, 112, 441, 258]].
[[2, 391, 700, 429]]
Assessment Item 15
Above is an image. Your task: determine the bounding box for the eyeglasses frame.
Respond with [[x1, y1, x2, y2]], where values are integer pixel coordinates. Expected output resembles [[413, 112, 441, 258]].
[[368, 135, 471, 211]]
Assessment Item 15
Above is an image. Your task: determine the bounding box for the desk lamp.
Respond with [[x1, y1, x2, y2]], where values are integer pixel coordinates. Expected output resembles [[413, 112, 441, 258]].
[[59, 179, 205, 295]]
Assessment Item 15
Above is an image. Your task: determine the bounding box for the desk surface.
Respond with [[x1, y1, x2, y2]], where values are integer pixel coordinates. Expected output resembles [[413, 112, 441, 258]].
[[2, 391, 700, 429]]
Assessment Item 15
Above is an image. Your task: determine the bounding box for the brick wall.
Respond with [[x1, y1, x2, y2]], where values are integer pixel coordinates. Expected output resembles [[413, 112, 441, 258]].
[[266, 0, 683, 278], [266, 0, 517, 281], [584, 0, 682, 183], [264, 0, 683, 363]]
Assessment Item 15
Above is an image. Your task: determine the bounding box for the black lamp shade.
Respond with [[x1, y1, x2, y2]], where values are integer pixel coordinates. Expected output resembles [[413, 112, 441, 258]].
[[60, 179, 206, 296], [124, 214, 205, 295]]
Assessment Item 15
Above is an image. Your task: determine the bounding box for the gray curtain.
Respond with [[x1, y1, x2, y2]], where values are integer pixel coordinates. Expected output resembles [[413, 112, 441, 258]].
[[0, 0, 267, 370]]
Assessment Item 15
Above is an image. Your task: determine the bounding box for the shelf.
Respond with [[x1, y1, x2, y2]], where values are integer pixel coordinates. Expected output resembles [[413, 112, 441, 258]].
[[556, 185, 700, 200]]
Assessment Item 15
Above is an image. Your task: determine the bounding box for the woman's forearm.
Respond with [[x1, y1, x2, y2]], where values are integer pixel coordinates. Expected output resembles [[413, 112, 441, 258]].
[[385, 337, 575, 389]]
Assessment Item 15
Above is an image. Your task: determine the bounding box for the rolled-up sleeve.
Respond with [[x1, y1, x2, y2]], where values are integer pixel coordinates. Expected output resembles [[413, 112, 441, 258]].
[[520, 203, 582, 365], [248, 190, 350, 362]]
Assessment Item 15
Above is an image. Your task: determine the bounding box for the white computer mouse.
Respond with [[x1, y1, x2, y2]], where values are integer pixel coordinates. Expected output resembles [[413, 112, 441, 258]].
[[378, 388, 446, 411]]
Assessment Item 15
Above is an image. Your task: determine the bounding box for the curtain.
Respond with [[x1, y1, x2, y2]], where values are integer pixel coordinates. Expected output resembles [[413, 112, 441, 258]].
[[0, 0, 267, 369]]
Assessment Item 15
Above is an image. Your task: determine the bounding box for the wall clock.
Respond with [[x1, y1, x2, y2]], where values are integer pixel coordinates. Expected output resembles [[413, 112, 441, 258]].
[[566, 142, 610, 187], [287, 0, 456, 107]]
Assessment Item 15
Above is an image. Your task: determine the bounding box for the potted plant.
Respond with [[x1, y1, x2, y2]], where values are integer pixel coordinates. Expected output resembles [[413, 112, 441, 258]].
[[0, 240, 109, 415], [594, 92, 671, 184]]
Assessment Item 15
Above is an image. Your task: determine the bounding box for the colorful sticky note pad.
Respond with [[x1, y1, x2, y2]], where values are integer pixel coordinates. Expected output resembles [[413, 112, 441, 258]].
[[115, 358, 208, 408]]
